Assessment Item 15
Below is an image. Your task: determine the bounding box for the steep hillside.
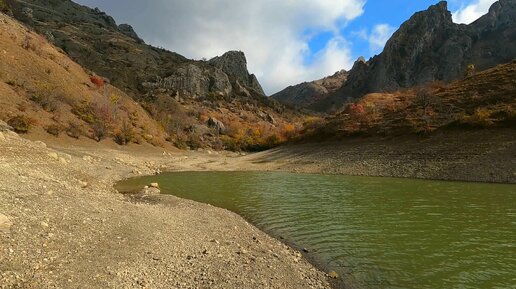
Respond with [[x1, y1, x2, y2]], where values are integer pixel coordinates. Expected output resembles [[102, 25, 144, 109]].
[[3, 0, 303, 151], [271, 70, 348, 109], [0, 12, 167, 145], [274, 0, 516, 112], [302, 61, 515, 139]]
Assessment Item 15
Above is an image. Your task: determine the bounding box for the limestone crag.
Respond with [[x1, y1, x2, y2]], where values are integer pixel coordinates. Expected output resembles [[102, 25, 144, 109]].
[[142, 64, 233, 98], [208, 51, 265, 95]]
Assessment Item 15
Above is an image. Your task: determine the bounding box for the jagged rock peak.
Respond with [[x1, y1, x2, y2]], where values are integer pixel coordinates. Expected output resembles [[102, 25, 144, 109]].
[[402, 1, 453, 29], [118, 24, 144, 43], [209, 51, 265, 95]]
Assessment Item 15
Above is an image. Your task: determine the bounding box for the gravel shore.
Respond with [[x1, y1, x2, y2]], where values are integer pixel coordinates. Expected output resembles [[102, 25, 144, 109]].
[[0, 130, 332, 289]]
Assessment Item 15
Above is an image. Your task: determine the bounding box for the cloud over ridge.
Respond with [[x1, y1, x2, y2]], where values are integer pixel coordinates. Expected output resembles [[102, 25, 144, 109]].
[[76, 0, 365, 94]]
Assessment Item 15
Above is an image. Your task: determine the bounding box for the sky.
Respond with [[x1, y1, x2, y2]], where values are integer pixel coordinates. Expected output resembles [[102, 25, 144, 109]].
[[75, 0, 498, 95]]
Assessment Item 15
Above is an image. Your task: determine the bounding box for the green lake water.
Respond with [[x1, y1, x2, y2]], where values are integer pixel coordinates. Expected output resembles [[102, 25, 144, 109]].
[[116, 171, 516, 289]]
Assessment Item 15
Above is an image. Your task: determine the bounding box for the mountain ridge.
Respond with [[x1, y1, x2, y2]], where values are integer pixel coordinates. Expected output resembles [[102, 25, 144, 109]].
[[274, 0, 516, 112]]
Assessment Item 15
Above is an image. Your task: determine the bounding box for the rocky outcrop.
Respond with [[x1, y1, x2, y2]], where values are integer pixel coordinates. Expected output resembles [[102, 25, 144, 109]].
[[142, 64, 232, 97], [284, 0, 515, 112], [208, 51, 265, 95], [118, 24, 144, 43], [207, 117, 226, 134], [0, 120, 13, 132], [272, 70, 348, 108]]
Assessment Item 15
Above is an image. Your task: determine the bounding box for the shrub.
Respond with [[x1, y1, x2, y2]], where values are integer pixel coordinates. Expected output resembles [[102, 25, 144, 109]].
[[414, 87, 441, 110], [29, 94, 58, 112], [186, 133, 203, 150], [264, 134, 280, 148], [45, 124, 61, 137], [462, 108, 494, 128], [0, 0, 10, 13], [281, 123, 297, 140], [113, 122, 133, 145], [7, 115, 33, 134], [66, 122, 82, 139], [92, 121, 108, 142], [90, 76, 105, 89], [71, 101, 96, 124]]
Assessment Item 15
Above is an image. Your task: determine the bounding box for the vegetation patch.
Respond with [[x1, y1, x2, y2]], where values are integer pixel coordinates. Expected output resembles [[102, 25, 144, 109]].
[[7, 115, 34, 134]]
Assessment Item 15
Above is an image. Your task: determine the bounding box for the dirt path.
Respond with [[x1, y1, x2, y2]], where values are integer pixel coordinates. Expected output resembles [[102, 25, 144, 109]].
[[0, 130, 332, 289]]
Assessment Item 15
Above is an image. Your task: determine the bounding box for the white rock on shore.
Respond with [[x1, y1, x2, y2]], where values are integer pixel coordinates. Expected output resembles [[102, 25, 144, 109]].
[[0, 213, 13, 232]]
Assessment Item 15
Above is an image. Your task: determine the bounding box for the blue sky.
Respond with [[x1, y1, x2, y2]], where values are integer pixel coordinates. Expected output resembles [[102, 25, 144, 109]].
[[75, 0, 497, 94]]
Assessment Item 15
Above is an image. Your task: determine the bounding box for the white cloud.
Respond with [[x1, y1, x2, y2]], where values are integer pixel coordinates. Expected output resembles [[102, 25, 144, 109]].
[[75, 0, 365, 94], [368, 24, 396, 54], [452, 0, 497, 24]]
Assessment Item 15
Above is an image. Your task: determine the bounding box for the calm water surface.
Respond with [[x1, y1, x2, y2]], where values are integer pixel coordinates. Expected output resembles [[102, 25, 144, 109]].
[[116, 172, 516, 289]]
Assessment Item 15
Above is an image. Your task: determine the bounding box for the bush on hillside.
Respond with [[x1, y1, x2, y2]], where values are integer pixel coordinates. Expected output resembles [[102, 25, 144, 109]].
[[0, 0, 10, 13], [45, 124, 61, 137], [90, 76, 105, 89], [461, 108, 494, 128], [113, 122, 134, 145], [7, 115, 34, 134], [66, 122, 82, 139]]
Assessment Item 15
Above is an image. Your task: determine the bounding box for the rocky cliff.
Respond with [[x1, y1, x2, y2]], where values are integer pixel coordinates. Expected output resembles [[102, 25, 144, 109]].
[[271, 70, 348, 109], [276, 0, 516, 112]]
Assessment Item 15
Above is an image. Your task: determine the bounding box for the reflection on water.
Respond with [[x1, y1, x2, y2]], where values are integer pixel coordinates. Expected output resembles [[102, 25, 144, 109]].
[[117, 172, 516, 289]]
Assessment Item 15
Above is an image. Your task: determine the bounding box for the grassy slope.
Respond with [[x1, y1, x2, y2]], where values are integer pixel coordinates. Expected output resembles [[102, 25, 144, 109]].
[[0, 13, 168, 145]]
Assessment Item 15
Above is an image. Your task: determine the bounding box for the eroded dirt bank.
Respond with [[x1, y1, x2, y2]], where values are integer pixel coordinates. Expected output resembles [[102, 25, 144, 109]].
[[0, 130, 332, 289], [246, 129, 516, 184]]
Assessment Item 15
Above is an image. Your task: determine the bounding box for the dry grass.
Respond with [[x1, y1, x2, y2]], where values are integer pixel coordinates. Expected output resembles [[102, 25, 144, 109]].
[[303, 61, 516, 139], [0, 13, 166, 145]]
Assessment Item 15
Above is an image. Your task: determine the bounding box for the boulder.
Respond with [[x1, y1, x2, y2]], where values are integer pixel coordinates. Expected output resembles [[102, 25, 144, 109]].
[[207, 117, 226, 134], [266, 113, 276, 124], [328, 271, 339, 279], [140, 184, 160, 195], [0, 120, 13, 132], [0, 213, 13, 232]]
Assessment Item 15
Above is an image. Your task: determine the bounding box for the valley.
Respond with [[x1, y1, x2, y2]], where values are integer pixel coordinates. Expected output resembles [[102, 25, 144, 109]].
[[0, 0, 515, 288]]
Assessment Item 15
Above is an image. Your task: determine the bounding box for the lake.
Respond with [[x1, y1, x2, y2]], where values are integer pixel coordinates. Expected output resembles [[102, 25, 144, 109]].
[[116, 171, 516, 289]]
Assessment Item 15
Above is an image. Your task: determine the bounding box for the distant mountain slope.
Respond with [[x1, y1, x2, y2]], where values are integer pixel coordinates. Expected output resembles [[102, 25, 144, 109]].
[[4, 0, 301, 151], [271, 70, 348, 109], [7, 0, 264, 99], [274, 0, 516, 112]]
